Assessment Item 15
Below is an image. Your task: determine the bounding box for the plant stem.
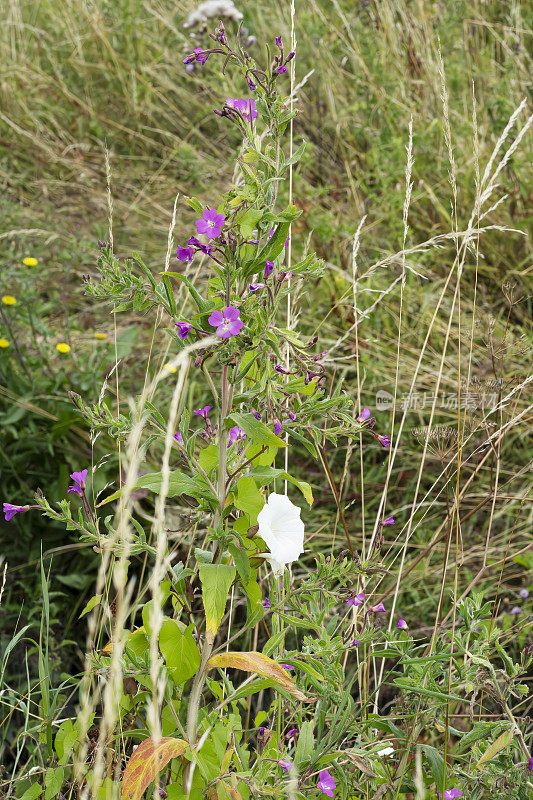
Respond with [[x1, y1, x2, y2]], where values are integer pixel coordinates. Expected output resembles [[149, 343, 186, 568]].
[[185, 365, 229, 748]]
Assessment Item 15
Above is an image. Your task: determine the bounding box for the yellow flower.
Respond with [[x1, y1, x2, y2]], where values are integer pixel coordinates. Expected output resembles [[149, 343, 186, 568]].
[[94, 332, 107, 340], [56, 343, 71, 354], [163, 362, 177, 373], [23, 257, 38, 267], [0, 338, 9, 348], [2, 295, 16, 306]]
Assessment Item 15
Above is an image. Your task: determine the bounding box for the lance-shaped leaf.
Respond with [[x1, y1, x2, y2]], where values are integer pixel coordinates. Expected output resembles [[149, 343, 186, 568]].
[[475, 727, 515, 770], [199, 565, 236, 639], [226, 412, 286, 448], [207, 651, 311, 702], [121, 737, 188, 800]]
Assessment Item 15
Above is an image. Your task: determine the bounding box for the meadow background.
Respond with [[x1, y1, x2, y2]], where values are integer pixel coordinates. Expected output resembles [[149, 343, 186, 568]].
[[0, 0, 531, 789]]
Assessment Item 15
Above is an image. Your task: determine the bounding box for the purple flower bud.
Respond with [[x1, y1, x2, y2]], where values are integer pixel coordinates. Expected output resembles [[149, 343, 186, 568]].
[[274, 365, 290, 374], [281, 663, 293, 670], [252, 408, 262, 421], [275, 64, 288, 74], [264, 260, 275, 279], [285, 728, 298, 738], [380, 515, 395, 526], [370, 601, 386, 613], [275, 36, 282, 47], [249, 282, 266, 293], [278, 759, 292, 773], [173, 432, 184, 445], [263, 597, 271, 610], [397, 618, 408, 630], [175, 321, 192, 339], [273, 418, 283, 436], [286, 51, 295, 61]]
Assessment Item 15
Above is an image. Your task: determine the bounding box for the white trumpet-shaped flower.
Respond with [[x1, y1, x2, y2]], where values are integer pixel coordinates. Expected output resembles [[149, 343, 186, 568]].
[[257, 493, 305, 575]]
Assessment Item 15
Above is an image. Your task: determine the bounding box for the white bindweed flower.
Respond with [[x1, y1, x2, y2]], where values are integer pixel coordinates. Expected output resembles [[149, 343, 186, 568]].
[[257, 493, 305, 576]]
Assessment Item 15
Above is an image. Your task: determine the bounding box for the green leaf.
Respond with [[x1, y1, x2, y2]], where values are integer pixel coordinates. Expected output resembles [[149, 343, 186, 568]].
[[44, 766, 64, 800], [198, 565, 236, 639], [159, 620, 200, 685], [234, 476, 264, 524], [294, 720, 314, 767], [248, 467, 313, 506], [228, 543, 251, 585], [239, 208, 264, 238], [420, 745, 445, 793], [102, 471, 216, 505], [243, 578, 263, 627], [284, 142, 307, 167], [166, 272, 213, 314], [226, 412, 286, 448], [21, 785, 43, 800], [79, 594, 102, 619], [199, 444, 218, 473]]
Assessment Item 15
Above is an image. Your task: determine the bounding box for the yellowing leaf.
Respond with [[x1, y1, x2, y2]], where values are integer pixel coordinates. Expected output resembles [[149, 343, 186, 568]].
[[121, 737, 188, 800], [475, 727, 515, 770], [207, 651, 311, 702]]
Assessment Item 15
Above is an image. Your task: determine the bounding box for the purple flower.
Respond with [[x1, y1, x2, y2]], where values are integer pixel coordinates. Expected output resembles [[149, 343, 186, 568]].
[[191, 47, 209, 65], [275, 36, 282, 47], [263, 597, 271, 610], [187, 236, 213, 256], [356, 407, 371, 423], [195, 209, 225, 240], [68, 469, 88, 496], [173, 432, 184, 445], [281, 663, 294, 670], [278, 759, 292, 773], [380, 515, 395, 526], [286, 728, 298, 738], [273, 418, 283, 436], [284, 236, 290, 247], [225, 97, 257, 122], [175, 321, 192, 339], [228, 426, 246, 445], [511, 606, 521, 615], [317, 769, 336, 798], [176, 245, 194, 263], [208, 306, 243, 339], [249, 282, 266, 293], [275, 64, 288, 74], [352, 639, 360, 647], [286, 409, 296, 422], [397, 618, 408, 630], [439, 791, 463, 800], [3, 503, 29, 522], [252, 409, 262, 420], [529, 756, 533, 771], [264, 260, 274, 279], [370, 601, 386, 613], [373, 432, 391, 448], [346, 592, 366, 607], [519, 588, 529, 599], [193, 406, 212, 420]]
